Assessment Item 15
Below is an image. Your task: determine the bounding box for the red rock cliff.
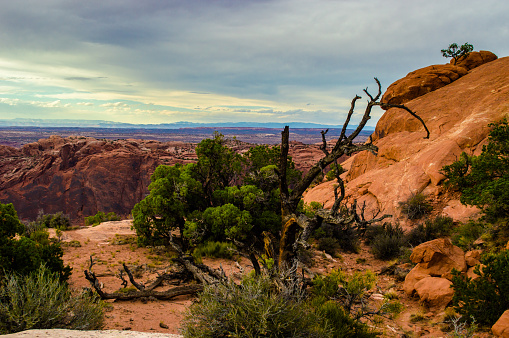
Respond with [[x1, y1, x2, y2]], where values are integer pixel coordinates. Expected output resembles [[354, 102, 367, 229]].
[[305, 54, 508, 222]]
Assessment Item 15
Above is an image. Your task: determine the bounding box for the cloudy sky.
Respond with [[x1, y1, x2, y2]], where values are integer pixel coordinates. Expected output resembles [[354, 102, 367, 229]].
[[0, 0, 508, 127]]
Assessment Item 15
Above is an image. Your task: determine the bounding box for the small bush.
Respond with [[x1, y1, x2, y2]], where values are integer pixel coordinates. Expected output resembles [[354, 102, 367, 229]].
[[371, 234, 405, 260], [33, 211, 71, 231], [406, 215, 454, 246], [399, 193, 433, 220], [317, 237, 340, 256], [85, 211, 121, 226], [181, 275, 327, 337], [325, 163, 344, 181], [192, 241, 235, 260], [0, 265, 104, 334], [451, 220, 485, 250], [369, 223, 406, 260], [451, 250, 509, 326]]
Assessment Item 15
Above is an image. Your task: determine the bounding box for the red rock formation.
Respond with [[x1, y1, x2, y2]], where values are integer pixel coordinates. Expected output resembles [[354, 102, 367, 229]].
[[0, 136, 327, 223], [0, 136, 197, 222], [304, 54, 508, 222], [381, 51, 497, 107]]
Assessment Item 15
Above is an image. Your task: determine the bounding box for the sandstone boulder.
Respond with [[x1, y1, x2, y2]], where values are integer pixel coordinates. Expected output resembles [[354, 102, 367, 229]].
[[414, 277, 454, 309], [493, 310, 509, 337], [410, 238, 467, 276], [403, 266, 430, 295], [452, 50, 498, 70], [381, 64, 468, 107], [381, 51, 497, 108], [465, 250, 482, 267]]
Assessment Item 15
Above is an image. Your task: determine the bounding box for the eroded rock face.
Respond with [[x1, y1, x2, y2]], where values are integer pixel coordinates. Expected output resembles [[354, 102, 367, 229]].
[[0, 136, 327, 222], [304, 54, 508, 222], [0, 136, 197, 221]]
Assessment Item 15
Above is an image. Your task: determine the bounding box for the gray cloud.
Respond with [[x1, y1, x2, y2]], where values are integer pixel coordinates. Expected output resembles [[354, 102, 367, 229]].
[[0, 0, 508, 124]]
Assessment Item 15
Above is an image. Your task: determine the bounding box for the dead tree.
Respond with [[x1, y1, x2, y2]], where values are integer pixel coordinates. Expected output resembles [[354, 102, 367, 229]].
[[275, 78, 428, 268]]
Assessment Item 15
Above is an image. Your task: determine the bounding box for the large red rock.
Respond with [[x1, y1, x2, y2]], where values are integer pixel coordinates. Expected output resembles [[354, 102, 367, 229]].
[[453, 50, 498, 70], [381, 51, 497, 107], [410, 238, 467, 276], [493, 310, 509, 337], [414, 277, 454, 309], [304, 55, 509, 221]]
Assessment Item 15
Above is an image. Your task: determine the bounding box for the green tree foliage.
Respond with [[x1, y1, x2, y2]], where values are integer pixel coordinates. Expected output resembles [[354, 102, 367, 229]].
[[451, 250, 509, 326], [441, 42, 474, 64], [132, 134, 300, 259], [0, 265, 104, 334], [442, 119, 509, 220], [0, 203, 71, 281]]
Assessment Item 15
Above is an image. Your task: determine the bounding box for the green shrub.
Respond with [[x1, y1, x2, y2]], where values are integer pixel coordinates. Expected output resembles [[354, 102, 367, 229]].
[[451, 221, 486, 250], [181, 275, 327, 337], [0, 265, 104, 334], [310, 297, 377, 338], [442, 119, 509, 221], [406, 215, 454, 246], [371, 234, 405, 260], [441, 42, 474, 64], [366, 223, 406, 260], [399, 193, 433, 220], [85, 211, 121, 226], [451, 250, 509, 326], [0, 203, 71, 281], [192, 241, 235, 260], [325, 163, 344, 181], [317, 237, 340, 256], [34, 211, 71, 231]]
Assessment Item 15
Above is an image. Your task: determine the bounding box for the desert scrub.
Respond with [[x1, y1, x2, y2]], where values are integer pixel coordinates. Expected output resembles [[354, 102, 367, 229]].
[[451, 220, 485, 250], [181, 275, 327, 337], [370, 223, 406, 260], [399, 192, 433, 220], [192, 241, 235, 261], [0, 265, 104, 334], [84, 211, 121, 226], [406, 215, 454, 246]]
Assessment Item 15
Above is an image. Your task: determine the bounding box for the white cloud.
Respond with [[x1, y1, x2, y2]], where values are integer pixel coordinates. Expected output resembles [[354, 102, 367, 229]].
[[0, 98, 20, 105]]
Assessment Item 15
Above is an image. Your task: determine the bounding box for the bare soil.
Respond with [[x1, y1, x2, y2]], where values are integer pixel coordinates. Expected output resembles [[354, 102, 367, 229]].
[[53, 220, 492, 337]]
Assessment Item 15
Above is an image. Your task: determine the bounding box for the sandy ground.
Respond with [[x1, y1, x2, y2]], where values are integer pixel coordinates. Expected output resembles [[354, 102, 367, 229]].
[[36, 220, 493, 338], [3, 329, 182, 337]]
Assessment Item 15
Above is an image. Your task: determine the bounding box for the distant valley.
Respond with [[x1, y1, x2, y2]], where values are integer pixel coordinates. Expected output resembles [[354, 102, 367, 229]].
[[0, 126, 371, 148]]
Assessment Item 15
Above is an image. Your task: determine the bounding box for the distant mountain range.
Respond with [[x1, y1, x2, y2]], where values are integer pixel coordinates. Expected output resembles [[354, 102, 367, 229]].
[[0, 118, 375, 131]]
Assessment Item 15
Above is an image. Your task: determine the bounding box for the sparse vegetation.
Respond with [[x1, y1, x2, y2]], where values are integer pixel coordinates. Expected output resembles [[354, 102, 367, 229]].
[[443, 119, 509, 221], [399, 192, 433, 220], [370, 223, 406, 260], [406, 215, 454, 246], [441, 42, 474, 64], [182, 270, 378, 338], [84, 211, 121, 226], [192, 241, 235, 261], [0, 265, 104, 334]]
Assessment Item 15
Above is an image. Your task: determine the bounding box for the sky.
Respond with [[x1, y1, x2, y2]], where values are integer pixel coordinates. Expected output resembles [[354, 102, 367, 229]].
[[0, 0, 508, 127]]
